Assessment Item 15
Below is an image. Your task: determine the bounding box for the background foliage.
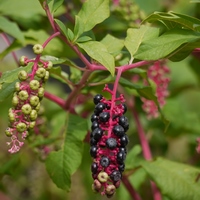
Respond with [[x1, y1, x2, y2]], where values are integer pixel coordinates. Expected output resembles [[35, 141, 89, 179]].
[[1, 0, 200, 200]]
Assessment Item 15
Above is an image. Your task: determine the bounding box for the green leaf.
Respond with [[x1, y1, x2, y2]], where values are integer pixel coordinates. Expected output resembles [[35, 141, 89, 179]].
[[0, 63, 33, 102], [0, 63, 33, 84], [52, 0, 64, 13], [77, 41, 115, 76], [0, 16, 24, 44], [190, 0, 200, 2], [74, 0, 110, 40], [101, 34, 124, 56], [45, 114, 88, 191], [142, 157, 200, 200], [0, 40, 23, 60], [54, 19, 68, 38], [50, 66, 69, 84], [124, 26, 159, 58], [70, 67, 82, 84], [143, 11, 200, 32], [134, 29, 200, 61]]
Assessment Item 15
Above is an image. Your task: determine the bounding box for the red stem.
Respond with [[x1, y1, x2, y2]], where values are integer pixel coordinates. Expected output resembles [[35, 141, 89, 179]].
[[1, 33, 19, 66], [44, 91, 66, 109], [122, 176, 142, 200]]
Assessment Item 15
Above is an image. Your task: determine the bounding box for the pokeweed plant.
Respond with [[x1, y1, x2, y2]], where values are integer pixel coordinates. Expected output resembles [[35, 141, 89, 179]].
[[1, 0, 200, 199]]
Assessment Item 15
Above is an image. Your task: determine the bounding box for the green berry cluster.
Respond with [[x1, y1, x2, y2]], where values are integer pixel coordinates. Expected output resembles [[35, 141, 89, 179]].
[[112, 0, 146, 28], [5, 44, 53, 153]]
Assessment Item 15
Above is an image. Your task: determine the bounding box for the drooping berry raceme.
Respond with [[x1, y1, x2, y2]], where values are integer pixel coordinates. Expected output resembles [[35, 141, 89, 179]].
[[141, 61, 170, 119], [5, 44, 53, 153], [90, 86, 129, 198]]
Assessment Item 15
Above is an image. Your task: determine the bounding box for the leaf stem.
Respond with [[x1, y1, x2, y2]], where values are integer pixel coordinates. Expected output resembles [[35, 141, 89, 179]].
[[42, 32, 60, 48], [122, 175, 142, 200], [1, 33, 19, 66]]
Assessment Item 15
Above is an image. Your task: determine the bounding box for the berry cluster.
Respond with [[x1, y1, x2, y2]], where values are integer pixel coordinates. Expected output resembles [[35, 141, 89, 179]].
[[5, 44, 52, 153], [90, 90, 129, 197], [141, 61, 170, 119]]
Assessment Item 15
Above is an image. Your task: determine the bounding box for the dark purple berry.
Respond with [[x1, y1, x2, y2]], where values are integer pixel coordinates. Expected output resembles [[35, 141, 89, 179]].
[[91, 114, 98, 122], [121, 104, 127, 114], [119, 147, 127, 154], [93, 94, 103, 105], [91, 121, 99, 131], [99, 112, 110, 122], [120, 134, 129, 147], [94, 103, 106, 115], [117, 151, 126, 164], [113, 125, 125, 137], [118, 116, 129, 131], [100, 156, 110, 167], [91, 128, 103, 140], [90, 137, 98, 145], [110, 170, 122, 182], [91, 162, 98, 174], [106, 138, 117, 150], [90, 146, 98, 158], [118, 163, 125, 172]]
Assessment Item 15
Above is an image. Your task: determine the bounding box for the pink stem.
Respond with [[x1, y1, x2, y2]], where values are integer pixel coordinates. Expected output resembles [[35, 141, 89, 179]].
[[42, 32, 60, 48], [122, 176, 142, 200], [132, 106, 162, 200], [44, 91, 65, 109], [107, 67, 123, 138], [1, 33, 19, 66]]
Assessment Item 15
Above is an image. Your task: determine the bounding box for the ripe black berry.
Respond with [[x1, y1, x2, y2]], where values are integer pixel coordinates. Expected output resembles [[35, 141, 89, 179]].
[[99, 112, 110, 122], [91, 128, 103, 140], [100, 156, 110, 167], [118, 116, 129, 132], [91, 162, 98, 174], [106, 138, 117, 150], [94, 103, 106, 115], [113, 125, 125, 137], [91, 114, 98, 122], [117, 151, 126, 164], [110, 170, 122, 182], [118, 147, 127, 154], [118, 163, 125, 172], [93, 94, 103, 105], [90, 137, 98, 145], [90, 146, 98, 158], [121, 104, 127, 114], [120, 134, 129, 147], [91, 121, 99, 131]]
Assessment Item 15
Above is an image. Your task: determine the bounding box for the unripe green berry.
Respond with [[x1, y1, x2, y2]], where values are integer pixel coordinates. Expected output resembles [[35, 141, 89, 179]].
[[21, 104, 32, 115], [97, 172, 108, 183], [30, 110, 38, 121], [18, 70, 28, 81], [12, 95, 19, 106], [30, 96, 39, 107], [30, 80, 40, 90], [16, 122, 27, 132], [33, 44, 43, 54], [38, 87, 45, 98], [15, 82, 21, 92], [29, 121, 36, 129], [18, 90, 29, 101], [19, 56, 27, 66], [35, 102, 41, 112], [8, 112, 15, 122], [44, 71, 49, 81], [36, 68, 46, 78], [46, 61, 53, 70], [5, 128, 12, 137]]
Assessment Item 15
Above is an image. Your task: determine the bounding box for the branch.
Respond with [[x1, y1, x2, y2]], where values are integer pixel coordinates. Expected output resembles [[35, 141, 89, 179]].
[[44, 91, 65, 109], [122, 176, 142, 200], [1, 33, 19, 66]]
